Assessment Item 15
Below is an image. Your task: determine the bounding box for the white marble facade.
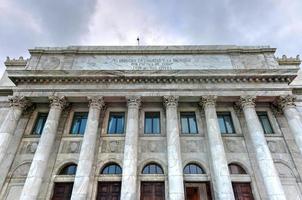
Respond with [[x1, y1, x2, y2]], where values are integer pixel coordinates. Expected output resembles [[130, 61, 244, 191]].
[[0, 45, 302, 200]]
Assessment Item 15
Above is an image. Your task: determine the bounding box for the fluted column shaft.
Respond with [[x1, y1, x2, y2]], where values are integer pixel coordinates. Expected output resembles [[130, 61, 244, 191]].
[[71, 97, 105, 200], [277, 95, 302, 155], [240, 96, 286, 200], [0, 96, 31, 164], [120, 96, 141, 200], [200, 96, 235, 200], [164, 96, 185, 200], [20, 96, 67, 200]]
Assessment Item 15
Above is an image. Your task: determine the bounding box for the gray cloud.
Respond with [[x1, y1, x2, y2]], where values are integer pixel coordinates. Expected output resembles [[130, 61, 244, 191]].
[[1, 0, 301, 76]]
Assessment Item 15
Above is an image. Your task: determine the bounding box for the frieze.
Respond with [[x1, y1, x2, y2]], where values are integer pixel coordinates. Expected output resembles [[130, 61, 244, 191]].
[[60, 141, 82, 154], [267, 140, 287, 153], [20, 141, 39, 154], [224, 138, 246, 153], [181, 139, 205, 153], [140, 140, 166, 153], [101, 140, 124, 153]]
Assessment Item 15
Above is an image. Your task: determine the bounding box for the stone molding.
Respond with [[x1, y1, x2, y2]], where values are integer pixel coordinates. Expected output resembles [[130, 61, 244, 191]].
[[199, 96, 217, 108], [8, 96, 32, 110], [126, 96, 142, 108], [163, 96, 179, 107], [88, 96, 105, 110], [11, 75, 296, 85], [5, 56, 28, 67], [277, 55, 301, 65], [238, 96, 256, 108], [49, 96, 68, 109]]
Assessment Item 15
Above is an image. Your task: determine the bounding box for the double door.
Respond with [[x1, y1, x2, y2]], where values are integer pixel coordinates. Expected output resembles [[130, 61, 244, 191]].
[[185, 182, 212, 200], [140, 182, 165, 200], [97, 182, 121, 200], [232, 182, 254, 200], [52, 182, 73, 200]]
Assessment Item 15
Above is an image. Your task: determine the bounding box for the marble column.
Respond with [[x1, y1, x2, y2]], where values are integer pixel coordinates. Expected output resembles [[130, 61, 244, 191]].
[[239, 96, 286, 200], [163, 96, 185, 200], [20, 96, 68, 200], [0, 96, 31, 164], [120, 96, 141, 200], [200, 96, 235, 200], [71, 97, 105, 200], [277, 95, 302, 155]]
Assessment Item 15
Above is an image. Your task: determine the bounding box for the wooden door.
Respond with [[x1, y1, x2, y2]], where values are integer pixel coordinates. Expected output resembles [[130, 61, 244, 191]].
[[185, 182, 212, 200], [52, 182, 73, 200], [97, 182, 121, 200], [232, 183, 254, 200], [141, 182, 165, 200]]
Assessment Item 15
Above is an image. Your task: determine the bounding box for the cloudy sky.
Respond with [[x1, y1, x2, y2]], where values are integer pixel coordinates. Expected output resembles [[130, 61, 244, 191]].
[[0, 0, 301, 76]]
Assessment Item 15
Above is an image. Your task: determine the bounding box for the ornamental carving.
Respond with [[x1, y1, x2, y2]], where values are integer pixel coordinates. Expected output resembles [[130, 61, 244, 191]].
[[141, 140, 165, 153], [49, 96, 68, 109], [181, 140, 204, 153], [60, 141, 82, 153], [88, 96, 105, 110], [224, 139, 245, 153], [199, 96, 217, 108], [126, 96, 142, 108], [163, 96, 178, 107], [8, 96, 32, 110], [275, 95, 296, 110], [102, 140, 124, 153], [267, 140, 286, 153], [238, 96, 256, 108]]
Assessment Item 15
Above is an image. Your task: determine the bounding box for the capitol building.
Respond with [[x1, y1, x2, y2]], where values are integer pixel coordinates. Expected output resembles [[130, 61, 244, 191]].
[[0, 45, 302, 200]]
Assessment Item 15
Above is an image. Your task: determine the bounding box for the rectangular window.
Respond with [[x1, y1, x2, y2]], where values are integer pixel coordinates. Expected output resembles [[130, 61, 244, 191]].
[[32, 113, 48, 135], [108, 112, 125, 134], [144, 112, 160, 134], [70, 112, 88, 135], [217, 112, 235, 134], [257, 112, 274, 134], [180, 112, 198, 134]]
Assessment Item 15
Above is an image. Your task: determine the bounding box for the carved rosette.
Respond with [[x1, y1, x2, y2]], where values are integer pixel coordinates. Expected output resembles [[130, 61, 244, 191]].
[[238, 96, 256, 108], [199, 96, 217, 108], [8, 96, 32, 110], [88, 96, 105, 110], [49, 96, 68, 109], [276, 95, 296, 110], [126, 96, 141, 108], [163, 96, 179, 107]]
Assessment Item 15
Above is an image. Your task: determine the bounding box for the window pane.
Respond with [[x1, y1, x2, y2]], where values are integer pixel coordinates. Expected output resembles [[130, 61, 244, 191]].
[[116, 116, 124, 133], [32, 113, 47, 135], [108, 117, 116, 134], [188, 116, 198, 134], [218, 116, 227, 134], [224, 115, 235, 133], [258, 113, 273, 134], [149, 164, 156, 174], [181, 117, 189, 133], [145, 117, 153, 133], [79, 118, 87, 134], [184, 164, 204, 174], [153, 117, 160, 134]]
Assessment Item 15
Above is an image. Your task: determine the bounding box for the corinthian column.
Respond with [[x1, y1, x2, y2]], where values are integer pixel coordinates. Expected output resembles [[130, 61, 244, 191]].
[[71, 96, 105, 200], [0, 96, 31, 164], [239, 96, 286, 200], [20, 96, 68, 200], [120, 96, 141, 200], [163, 96, 185, 200], [200, 96, 235, 200], [277, 95, 302, 155]]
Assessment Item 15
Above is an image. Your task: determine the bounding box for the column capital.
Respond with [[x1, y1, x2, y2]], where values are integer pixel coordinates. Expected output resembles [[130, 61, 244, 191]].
[[199, 95, 217, 108], [276, 95, 296, 110], [238, 95, 256, 108], [163, 96, 179, 107], [49, 96, 68, 109], [88, 96, 105, 110], [126, 96, 141, 108], [8, 96, 32, 110]]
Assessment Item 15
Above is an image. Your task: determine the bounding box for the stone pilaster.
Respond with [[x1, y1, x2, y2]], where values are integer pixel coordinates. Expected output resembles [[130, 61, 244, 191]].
[[239, 96, 286, 200], [120, 96, 141, 200], [20, 96, 68, 200], [0, 96, 31, 164], [163, 96, 185, 200], [276, 95, 302, 155], [71, 96, 105, 200], [200, 96, 235, 200]]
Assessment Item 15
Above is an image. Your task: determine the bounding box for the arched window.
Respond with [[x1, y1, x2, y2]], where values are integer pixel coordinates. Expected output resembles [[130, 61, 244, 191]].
[[142, 163, 164, 174], [228, 163, 247, 174], [101, 163, 122, 174], [59, 163, 77, 175], [184, 163, 205, 174]]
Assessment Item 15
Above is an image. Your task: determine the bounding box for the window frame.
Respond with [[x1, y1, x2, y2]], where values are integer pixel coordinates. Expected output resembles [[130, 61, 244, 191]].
[[70, 112, 88, 135], [32, 113, 48, 135], [59, 164, 77, 175], [144, 112, 161, 134], [107, 112, 125, 134], [217, 112, 235, 134], [183, 163, 205, 174], [142, 163, 164, 174], [180, 112, 198, 134], [101, 163, 122, 175], [257, 111, 274, 134]]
